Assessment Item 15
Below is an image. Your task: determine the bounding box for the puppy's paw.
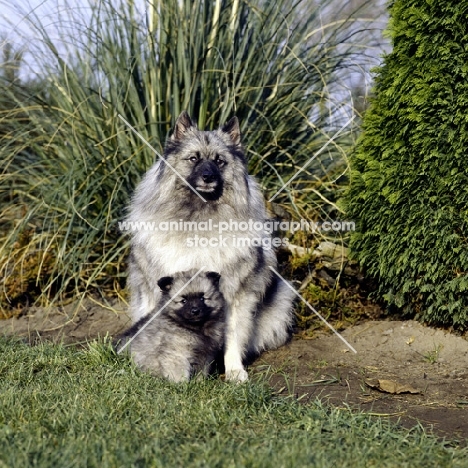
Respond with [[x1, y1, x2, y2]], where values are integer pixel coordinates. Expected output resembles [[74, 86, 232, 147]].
[[225, 368, 249, 383]]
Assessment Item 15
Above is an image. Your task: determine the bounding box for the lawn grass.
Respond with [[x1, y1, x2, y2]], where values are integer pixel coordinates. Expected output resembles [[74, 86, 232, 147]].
[[0, 337, 465, 467]]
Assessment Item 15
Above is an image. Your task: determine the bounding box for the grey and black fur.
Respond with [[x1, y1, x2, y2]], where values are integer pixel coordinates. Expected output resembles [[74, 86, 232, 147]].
[[126, 111, 295, 382], [118, 270, 225, 382]]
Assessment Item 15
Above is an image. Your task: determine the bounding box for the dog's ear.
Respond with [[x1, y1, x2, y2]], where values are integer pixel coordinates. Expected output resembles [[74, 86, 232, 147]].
[[157, 276, 174, 291], [221, 117, 241, 146], [205, 271, 221, 287], [171, 111, 197, 140]]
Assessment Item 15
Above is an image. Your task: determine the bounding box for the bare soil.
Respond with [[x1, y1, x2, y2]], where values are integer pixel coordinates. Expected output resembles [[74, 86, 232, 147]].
[[253, 321, 468, 444], [0, 299, 131, 344], [1, 299, 467, 444]]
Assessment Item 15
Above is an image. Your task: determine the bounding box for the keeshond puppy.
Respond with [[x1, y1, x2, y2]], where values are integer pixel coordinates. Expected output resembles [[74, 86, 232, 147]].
[[126, 111, 295, 382], [118, 270, 225, 382]]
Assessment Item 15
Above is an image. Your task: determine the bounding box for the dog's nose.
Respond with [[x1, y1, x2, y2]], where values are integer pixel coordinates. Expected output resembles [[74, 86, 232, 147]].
[[202, 172, 215, 183], [191, 307, 200, 316]]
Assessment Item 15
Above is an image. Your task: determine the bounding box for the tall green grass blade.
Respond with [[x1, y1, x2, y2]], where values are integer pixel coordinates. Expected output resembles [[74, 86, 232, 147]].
[[0, 0, 382, 307]]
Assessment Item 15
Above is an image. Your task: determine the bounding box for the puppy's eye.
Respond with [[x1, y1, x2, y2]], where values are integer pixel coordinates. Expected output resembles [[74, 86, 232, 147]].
[[200, 297, 205, 302], [215, 157, 225, 167], [180, 298, 187, 304]]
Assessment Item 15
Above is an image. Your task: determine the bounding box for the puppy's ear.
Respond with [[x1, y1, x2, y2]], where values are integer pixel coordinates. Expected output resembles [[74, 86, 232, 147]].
[[221, 116, 241, 146], [171, 111, 197, 140], [157, 276, 174, 291], [205, 271, 221, 287]]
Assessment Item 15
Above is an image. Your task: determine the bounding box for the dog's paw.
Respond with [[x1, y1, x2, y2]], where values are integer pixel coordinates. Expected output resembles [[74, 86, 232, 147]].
[[225, 368, 249, 383]]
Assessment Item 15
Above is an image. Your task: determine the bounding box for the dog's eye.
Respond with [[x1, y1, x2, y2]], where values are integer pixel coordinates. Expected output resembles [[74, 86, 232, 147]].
[[215, 157, 225, 167], [189, 152, 200, 163], [200, 297, 205, 302], [180, 298, 187, 304]]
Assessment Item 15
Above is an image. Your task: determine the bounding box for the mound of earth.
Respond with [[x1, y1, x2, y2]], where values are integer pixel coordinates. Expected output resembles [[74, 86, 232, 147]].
[[1, 300, 467, 443], [0, 298, 130, 344], [253, 321, 468, 443]]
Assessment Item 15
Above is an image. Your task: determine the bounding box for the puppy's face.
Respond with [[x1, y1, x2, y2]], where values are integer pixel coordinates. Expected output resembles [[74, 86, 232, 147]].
[[163, 112, 247, 201], [157, 271, 224, 326], [169, 292, 216, 324]]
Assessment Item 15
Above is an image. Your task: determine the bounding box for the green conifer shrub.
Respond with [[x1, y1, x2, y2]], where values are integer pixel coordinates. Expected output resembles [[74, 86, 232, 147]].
[[345, 0, 468, 328]]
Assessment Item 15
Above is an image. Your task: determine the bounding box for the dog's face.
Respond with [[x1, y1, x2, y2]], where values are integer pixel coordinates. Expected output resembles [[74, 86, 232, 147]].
[[163, 112, 247, 201], [157, 271, 224, 325], [167, 292, 213, 324]]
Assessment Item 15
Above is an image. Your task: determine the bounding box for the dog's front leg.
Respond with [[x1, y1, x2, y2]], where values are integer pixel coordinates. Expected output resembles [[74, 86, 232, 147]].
[[224, 296, 255, 382]]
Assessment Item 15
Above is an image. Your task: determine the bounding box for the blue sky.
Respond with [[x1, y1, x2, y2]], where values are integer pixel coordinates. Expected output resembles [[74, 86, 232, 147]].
[[1, 0, 388, 108], [1, 1, 81, 77], [2, 1, 71, 37], [0, 0, 145, 78]]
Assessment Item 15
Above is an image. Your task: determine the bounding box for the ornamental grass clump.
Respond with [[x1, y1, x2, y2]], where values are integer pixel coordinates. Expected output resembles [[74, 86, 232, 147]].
[[0, 0, 371, 310]]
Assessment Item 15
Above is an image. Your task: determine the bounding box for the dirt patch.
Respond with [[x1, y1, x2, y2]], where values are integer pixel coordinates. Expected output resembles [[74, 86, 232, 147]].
[[1, 303, 467, 443], [253, 321, 468, 444], [0, 298, 131, 344]]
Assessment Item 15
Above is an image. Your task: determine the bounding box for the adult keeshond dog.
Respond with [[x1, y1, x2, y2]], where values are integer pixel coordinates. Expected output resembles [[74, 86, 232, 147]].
[[126, 111, 294, 382], [118, 270, 225, 382]]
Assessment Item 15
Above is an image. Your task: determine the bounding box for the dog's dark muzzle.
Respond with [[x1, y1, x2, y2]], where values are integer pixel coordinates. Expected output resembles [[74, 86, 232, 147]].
[[189, 160, 223, 199], [198, 161, 220, 185]]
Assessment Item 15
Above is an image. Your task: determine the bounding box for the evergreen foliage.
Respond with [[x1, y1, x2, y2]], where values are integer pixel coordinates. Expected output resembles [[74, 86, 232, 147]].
[[345, 0, 468, 328]]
